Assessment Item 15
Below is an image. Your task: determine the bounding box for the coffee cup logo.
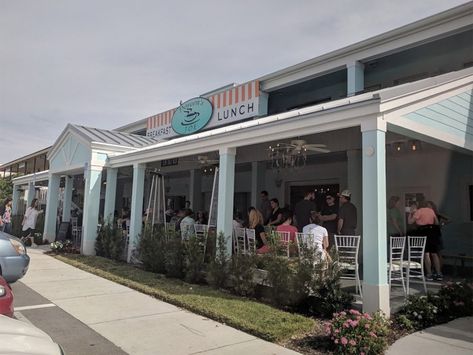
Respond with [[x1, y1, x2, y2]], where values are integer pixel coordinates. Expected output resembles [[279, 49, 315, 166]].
[[171, 97, 213, 135]]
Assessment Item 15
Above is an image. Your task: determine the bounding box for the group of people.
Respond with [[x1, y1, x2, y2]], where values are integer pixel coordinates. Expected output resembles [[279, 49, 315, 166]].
[[387, 196, 448, 281], [0, 197, 43, 246], [233, 189, 358, 259]]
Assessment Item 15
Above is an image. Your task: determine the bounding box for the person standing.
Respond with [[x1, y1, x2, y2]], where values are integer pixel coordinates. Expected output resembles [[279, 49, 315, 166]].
[[267, 198, 283, 227], [387, 196, 403, 237], [318, 193, 338, 245], [294, 190, 316, 232], [0, 198, 13, 234], [408, 201, 442, 281], [259, 191, 272, 225], [337, 190, 357, 235], [21, 198, 43, 245]]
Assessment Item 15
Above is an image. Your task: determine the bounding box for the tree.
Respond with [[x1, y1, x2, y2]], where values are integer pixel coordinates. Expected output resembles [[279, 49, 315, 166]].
[[0, 178, 13, 202]]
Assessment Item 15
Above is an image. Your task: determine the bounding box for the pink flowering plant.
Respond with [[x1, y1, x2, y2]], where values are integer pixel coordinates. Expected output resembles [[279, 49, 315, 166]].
[[325, 309, 390, 354], [435, 280, 473, 319]]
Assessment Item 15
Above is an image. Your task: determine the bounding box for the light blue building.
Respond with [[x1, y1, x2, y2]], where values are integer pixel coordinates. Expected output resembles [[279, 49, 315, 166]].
[[5, 3, 473, 314]]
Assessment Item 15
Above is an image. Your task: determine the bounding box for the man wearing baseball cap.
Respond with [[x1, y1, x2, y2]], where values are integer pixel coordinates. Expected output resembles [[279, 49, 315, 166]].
[[337, 190, 357, 235]]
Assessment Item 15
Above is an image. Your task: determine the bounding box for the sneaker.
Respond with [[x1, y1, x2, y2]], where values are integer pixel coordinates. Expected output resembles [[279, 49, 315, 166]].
[[426, 274, 434, 281], [434, 273, 443, 281]]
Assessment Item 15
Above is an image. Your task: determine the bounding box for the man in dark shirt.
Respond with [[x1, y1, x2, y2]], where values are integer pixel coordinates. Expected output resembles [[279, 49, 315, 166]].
[[259, 191, 272, 225], [337, 190, 357, 235], [319, 193, 338, 235], [294, 190, 317, 231]]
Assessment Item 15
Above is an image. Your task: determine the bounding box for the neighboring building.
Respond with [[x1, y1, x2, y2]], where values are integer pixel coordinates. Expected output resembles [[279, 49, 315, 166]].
[[5, 3, 473, 314]]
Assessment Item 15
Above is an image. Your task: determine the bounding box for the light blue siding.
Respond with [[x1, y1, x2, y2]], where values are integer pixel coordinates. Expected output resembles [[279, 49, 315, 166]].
[[49, 135, 91, 171], [403, 89, 473, 147]]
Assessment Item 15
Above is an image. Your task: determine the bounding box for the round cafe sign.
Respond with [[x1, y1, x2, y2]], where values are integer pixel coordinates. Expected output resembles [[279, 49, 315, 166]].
[[171, 97, 213, 135]]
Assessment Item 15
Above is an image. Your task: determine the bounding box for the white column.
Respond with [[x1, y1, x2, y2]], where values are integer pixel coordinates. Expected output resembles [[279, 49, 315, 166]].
[[103, 168, 118, 224], [189, 169, 202, 212], [62, 176, 73, 222], [217, 147, 236, 256], [26, 181, 36, 208], [347, 61, 364, 96], [43, 174, 61, 242], [81, 166, 103, 255], [128, 163, 146, 262], [12, 184, 21, 215], [361, 119, 389, 315]]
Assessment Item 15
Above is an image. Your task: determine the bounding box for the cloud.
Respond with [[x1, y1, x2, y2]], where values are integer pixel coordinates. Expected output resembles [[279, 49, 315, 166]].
[[0, 0, 468, 163]]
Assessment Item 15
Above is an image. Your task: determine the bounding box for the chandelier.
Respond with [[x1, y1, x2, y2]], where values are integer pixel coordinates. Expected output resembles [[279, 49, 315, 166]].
[[268, 143, 307, 170], [268, 139, 329, 170]]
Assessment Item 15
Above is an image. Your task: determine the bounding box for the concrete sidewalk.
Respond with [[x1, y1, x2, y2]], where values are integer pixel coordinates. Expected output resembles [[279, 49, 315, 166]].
[[21, 248, 299, 355], [387, 317, 473, 355]]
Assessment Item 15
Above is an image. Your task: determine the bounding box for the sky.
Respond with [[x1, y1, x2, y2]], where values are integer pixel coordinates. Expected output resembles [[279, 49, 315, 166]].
[[0, 0, 469, 163]]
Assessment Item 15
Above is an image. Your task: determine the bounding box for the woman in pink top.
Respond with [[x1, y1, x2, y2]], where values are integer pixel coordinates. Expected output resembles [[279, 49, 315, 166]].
[[408, 201, 442, 281], [276, 211, 297, 242], [410, 206, 438, 226], [276, 211, 298, 257]]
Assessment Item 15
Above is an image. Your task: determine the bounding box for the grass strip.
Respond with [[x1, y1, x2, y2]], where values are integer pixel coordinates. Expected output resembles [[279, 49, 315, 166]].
[[53, 254, 316, 343]]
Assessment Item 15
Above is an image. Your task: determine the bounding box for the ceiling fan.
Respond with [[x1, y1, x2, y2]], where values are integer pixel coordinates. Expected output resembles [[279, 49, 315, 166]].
[[181, 155, 219, 165], [269, 139, 330, 154]]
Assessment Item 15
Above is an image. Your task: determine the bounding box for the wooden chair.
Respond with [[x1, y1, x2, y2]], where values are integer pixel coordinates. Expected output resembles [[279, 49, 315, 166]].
[[334, 235, 362, 297], [245, 228, 256, 254], [194, 223, 210, 262], [274, 231, 291, 257], [388, 236, 406, 296], [234, 227, 246, 254], [71, 217, 81, 247], [404, 236, 427, 295], [296, 232, 313, 258]]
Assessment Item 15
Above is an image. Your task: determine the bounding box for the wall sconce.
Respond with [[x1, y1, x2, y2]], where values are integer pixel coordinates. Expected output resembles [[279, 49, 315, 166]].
[[409, 140, 420, 152], [275, 178, 283, 188], [393, 142, 403, 152]]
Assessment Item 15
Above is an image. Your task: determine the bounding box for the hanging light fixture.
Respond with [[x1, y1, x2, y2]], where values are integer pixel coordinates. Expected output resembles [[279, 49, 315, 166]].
[[268, 143, 307, 170]]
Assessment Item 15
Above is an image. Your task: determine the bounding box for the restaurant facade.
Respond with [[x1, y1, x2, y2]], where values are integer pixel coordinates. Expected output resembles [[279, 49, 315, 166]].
[[4, 3, 473, 314]]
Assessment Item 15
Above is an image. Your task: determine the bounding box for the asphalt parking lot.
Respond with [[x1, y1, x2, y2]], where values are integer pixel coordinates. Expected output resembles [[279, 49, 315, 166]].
[[11, 281, 127, 355]]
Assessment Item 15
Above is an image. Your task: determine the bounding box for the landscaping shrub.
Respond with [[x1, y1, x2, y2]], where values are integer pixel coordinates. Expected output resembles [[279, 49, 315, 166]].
[[309, 255, 354, 318], [164, 234, 185, 279], [289, 242, 330, 310], [264, 253, 293, 306], [50, 239, 78, 254], [207, 232, 231, 289], [326, 310, 390, 355], [395, 280, 473, 331], [396, 294, 439, 330], [435, 280, 473, 319], [95, 223, 124, 261], [137, 225, 167, 274], [230, 253, 258, 297], [184, 234, 206, 283]]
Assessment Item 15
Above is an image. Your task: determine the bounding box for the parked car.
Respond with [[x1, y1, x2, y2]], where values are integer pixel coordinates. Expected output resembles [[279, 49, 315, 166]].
[[0, 315, 63, 354], [0, 232, 30, 283], [0, 277, 13, 318]]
